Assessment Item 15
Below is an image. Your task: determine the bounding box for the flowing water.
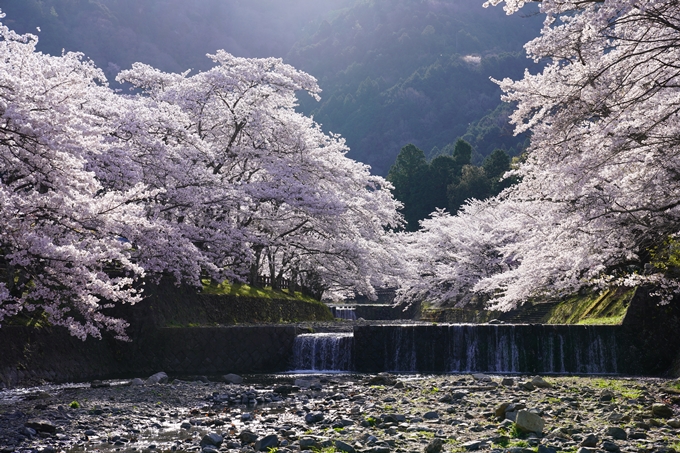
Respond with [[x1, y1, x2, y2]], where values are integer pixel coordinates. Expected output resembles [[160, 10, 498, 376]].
[[291, 333, 354, 371], [374, 324, 620, 373], [295, 324, 621, 374], [331, 306, 357, 320]]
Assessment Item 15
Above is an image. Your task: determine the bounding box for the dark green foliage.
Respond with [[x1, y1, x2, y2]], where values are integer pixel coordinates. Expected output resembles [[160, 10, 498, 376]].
[[452, 139, 473, 169], [448, 165, 491, 212], [388, 141, 513, 228], [387, 144, 432, 231], [429, 155, 458, 212], [483, 148, 514, 193], [290, 0, 543, 174], [483, 148, 511, 180]]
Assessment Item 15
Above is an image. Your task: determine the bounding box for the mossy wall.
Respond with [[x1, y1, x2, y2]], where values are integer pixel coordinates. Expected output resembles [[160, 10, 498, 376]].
[[543, 287, 636, 325], [419, 307, 503, 323], [109, 279, 333, 330]]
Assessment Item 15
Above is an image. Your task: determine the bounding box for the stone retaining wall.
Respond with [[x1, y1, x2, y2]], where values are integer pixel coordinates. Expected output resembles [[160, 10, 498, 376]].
[[0, 325, 298, 387]]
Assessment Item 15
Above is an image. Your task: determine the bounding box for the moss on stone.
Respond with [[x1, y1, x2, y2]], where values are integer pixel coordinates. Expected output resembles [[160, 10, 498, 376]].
[[543, 287, 636, 325]]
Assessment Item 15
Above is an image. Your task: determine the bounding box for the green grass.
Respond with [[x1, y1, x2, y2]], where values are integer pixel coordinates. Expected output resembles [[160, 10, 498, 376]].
[[577, 316, 626, 325], [509, 423, 525, 439], [590, 378, 642, 399], [201, 279, 320, 303], [663, 380, 680, 394]]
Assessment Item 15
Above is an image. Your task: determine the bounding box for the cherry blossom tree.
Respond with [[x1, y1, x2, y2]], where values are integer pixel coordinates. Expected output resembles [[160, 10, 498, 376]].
[[399, 0, 680, 308], [114, 51, 403, 298], [0, 12, 403, 339], [0, 16, 159, 339]]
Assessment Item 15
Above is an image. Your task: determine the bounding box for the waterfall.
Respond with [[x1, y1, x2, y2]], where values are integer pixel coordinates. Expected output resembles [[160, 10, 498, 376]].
[[332, 306, 357, 320], [292, 333, 354, 371], [353, 324, 621, 374]]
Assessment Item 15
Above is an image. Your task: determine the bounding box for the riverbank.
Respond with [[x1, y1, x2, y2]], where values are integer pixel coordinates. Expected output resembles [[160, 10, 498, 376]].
[[1, 373, 679, 453]]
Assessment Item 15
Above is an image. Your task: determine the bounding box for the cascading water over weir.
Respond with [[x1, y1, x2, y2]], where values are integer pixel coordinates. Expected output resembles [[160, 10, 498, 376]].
[[330, 306, 357, 320], [292, 324, 622, 374], [292, 333, 354, 371]]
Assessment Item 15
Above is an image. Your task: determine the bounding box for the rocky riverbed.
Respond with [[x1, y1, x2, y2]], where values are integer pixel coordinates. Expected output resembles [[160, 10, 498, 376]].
[[1, 373, 679, 453]]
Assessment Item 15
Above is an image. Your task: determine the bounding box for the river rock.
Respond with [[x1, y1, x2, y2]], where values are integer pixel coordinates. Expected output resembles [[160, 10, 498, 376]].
[[300, 437, 320, 450], [461, 440, 482, 450], [305, 412, 325, 424], [273, 384, 296, 394], [423, 411, 439, 420], [531, 376, 553, 389], [537, 446, 557, 453], [581, 433, 599, 447], [25, 419, 57, 434], [605, 427, 627, 440], [335, 440, 356, 453], [145, 372, 168, 385], [601, 440, 620, 452], [200, 433, 223, 448], [496, 402, 510, 418], [223, 374, 243, 384], [599, 390, 614, 402], [366, 447, 391, 453], [130, 378, 144, 386], [628, 430, 647, 439], [366, 373, 398, 386], [519, 381, 536, 391], [424, 438, 444, 453], [19, 426, 37, 438], [254, 434, 278, 451], [501, 378, 515, 386], [239, 430, 258, 444], [515, 410, 545, 434], [652, 403, 674, 418], [667, 418, 680, 428]]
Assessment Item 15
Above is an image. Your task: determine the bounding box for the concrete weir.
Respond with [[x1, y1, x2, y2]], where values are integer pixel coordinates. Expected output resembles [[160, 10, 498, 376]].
[[352, 324, 622, 374], [2, 282, 680, 385]]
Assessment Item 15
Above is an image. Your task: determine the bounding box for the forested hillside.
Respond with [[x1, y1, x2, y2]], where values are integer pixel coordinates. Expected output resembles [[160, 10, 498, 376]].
[[289, 0, 543, 173], [0, 0, 542, 175]]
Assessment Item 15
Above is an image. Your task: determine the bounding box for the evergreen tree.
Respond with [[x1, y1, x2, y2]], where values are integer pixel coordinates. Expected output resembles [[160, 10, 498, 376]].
[[483, 148, 513, 193], [429, 155, 458, 212], [387, 144, 431, 231]]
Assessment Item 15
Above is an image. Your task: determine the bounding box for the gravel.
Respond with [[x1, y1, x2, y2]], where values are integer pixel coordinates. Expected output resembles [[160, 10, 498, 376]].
[[0, 374, 679, 453]]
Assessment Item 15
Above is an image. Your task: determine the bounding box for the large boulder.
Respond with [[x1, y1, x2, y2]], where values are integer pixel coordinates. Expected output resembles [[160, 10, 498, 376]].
[[652, 404, 674, 419], [200, 433, 223, 448], [254, 434, 278, 451], [515, 410, 545, 434]]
